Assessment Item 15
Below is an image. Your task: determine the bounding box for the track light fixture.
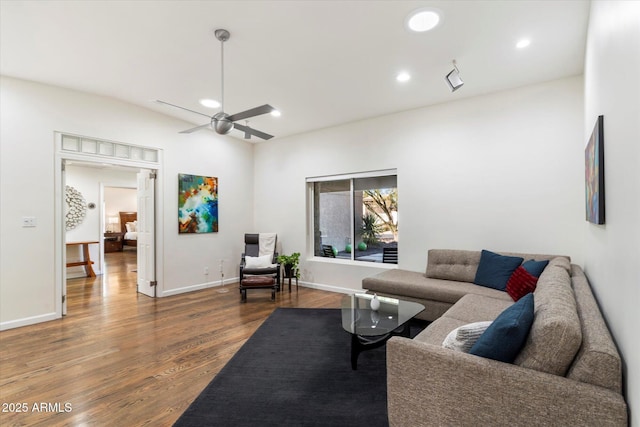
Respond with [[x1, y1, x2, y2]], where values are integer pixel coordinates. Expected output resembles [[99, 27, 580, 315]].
[[445, 60, 464, 92]]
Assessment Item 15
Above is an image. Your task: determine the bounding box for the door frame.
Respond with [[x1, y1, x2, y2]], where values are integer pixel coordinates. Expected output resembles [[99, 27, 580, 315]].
[[54, 133, 163, 318]]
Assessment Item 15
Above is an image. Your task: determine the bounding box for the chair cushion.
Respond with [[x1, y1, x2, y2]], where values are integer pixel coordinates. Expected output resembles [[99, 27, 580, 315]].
[[469, 293, 534, 363], [241, 276, 275, 287], [245, 254, 274, 269], [473, 250, 524, 291]]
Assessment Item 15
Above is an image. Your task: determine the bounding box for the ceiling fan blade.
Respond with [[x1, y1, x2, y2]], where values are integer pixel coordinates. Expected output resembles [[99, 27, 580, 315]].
[[233, 123, 274, 140], [179, 123, 212, 134], [227, 104, 275, 122], [155, 100, 212, 119]]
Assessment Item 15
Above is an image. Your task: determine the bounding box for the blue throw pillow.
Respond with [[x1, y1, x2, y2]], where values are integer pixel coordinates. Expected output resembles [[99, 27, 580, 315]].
[[473, 250, 524, 291], [469, 293, 534, 363], [522, 259, 549, 277]]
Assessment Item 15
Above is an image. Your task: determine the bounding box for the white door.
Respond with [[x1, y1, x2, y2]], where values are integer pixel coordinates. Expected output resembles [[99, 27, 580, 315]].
[[137, 170, 156, 297], [62, 161, 68, 315]]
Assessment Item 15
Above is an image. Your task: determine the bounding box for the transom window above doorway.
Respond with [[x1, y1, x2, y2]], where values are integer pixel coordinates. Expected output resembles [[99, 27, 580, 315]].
[[61, 134, 158, 163], [307, 170, 398, 264]]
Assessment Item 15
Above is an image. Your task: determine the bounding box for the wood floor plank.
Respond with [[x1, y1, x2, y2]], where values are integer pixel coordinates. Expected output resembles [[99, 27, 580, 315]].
[[0, 251, 344, 426]]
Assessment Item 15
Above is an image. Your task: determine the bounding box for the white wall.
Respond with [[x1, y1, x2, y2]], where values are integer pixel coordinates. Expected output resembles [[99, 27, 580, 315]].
[[0, 76, 254, 329], [584, 2, 640, 424], [254, 76, 585, 292]]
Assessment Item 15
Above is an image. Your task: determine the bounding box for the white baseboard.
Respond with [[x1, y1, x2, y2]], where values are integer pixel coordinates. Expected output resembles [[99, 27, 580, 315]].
[[161, 278, 358, 298], [0, 312, 59, 331], [297, 281, 358, 295], [160, 277, 238, 297]]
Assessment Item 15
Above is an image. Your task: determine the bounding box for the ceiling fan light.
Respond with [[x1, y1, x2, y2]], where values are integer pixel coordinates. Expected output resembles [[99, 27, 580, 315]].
[[213, 112, 233, 134], [199, 98, 220, 108]]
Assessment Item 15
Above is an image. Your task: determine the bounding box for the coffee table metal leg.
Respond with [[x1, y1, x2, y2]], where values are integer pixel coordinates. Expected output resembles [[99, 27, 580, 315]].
[[350, 333, 392, 370], [351, 334, 360, 370]]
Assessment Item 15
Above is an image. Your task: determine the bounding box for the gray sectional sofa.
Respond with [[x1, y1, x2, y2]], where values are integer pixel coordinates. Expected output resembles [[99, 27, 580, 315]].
[[362, 249, 628, 426]]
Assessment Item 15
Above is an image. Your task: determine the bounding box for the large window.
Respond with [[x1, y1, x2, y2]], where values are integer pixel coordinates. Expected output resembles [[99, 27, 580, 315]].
[[308, 170, 397, 264]]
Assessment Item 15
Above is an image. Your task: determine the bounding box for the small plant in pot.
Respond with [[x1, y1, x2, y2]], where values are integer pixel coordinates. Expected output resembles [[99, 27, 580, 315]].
[[277, 252, 300, 279]]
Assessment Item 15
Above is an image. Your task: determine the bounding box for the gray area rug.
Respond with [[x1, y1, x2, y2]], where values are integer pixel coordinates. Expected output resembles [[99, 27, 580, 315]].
[[173, 307, 426, 427]]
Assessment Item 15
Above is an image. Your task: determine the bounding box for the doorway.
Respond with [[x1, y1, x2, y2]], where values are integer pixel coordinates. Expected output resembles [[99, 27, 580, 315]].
[[63, 162, 155, 312], [55, 132, 163, 318], [104, 185, 137, 263]]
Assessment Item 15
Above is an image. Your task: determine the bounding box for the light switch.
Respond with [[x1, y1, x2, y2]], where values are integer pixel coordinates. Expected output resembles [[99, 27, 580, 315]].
[[22, 216, 37, 227]]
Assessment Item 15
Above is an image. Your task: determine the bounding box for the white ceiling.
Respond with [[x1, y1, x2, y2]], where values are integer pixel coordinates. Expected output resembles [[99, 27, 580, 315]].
[[0, 0, 590, 141]]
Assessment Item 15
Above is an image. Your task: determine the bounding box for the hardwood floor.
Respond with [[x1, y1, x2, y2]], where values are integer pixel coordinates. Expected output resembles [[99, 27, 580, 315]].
[[0, 251, 344, 426]]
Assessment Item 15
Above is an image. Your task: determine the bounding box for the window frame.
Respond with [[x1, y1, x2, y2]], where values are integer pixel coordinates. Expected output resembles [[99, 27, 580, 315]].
[[306, 169, 397, 265]]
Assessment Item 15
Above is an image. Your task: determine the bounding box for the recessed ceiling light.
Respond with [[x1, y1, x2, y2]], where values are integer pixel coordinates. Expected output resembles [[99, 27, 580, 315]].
[[396, 72, 411, 82], [516, 39, 531, 49], [270, 110, 281, 117], [199, 98, 220, 108], [406, 8, 441, 33]]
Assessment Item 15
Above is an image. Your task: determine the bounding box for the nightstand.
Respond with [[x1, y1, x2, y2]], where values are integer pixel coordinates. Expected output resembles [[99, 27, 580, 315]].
[[104, 232, 124, 252]]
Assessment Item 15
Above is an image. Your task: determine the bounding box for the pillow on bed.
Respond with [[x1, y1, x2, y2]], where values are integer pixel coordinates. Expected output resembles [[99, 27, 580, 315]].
[[125, 221, 137, 232]]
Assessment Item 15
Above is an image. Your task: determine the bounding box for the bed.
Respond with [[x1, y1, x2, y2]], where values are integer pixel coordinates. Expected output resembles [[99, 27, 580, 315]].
[[119, 211, 138, 247]]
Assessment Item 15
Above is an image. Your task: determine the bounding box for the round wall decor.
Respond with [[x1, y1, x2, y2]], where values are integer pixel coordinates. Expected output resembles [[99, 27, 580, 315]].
[[65, 185, 87, 230]]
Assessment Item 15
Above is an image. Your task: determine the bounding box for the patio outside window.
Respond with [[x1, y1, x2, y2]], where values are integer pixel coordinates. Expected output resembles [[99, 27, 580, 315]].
[[308, 170, 398, 264]]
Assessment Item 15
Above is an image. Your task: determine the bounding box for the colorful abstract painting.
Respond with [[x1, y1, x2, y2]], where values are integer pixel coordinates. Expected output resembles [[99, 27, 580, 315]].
[[585, 115, 605, 225], [178, 174, 218, 233]]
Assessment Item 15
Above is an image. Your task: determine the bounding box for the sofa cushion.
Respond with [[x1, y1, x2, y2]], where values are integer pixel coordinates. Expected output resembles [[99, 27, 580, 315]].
[[363, 269, 510, 305], [522, 259, 549, 277], [469, 293, 534, 363], [426, 249, 481, 282], [547, 256, 571, 275], [442, 321, 493, 352], [440, 294, 512, 324], [567, 266, 622, 393], [473, 250, 524, 291], [413, 316, 468, 345], [514, 261, 582, 375], [505, 266, 538, 301]]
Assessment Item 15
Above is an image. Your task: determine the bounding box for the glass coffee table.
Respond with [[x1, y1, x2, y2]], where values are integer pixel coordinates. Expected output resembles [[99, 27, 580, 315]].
[[341, 293, 425, 370]]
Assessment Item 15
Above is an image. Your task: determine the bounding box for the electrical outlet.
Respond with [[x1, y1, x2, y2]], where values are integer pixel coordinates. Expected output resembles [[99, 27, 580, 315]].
[[22, 216, 37, 227], [204, 266, 209, 275]]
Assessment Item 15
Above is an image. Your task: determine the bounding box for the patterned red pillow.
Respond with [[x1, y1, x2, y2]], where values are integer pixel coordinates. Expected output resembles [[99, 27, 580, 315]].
[[506, 266, 538, 301]]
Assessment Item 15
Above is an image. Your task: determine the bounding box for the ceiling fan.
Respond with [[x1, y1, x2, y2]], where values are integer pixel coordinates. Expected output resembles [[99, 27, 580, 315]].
[[156, 29, 276, 140]]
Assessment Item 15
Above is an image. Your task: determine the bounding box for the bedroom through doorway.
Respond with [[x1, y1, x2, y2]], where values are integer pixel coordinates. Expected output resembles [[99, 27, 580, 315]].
[[63, 161, 155, 315], [104, 185, 138, 288]]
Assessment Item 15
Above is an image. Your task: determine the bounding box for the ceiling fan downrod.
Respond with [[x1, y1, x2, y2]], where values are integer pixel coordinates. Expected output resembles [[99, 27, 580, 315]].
[[156, 27, 275, 140], [213, 29, 233, 134]]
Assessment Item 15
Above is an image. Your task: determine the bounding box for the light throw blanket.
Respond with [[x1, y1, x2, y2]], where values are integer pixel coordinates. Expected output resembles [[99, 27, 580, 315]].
[[258, 233, 277, 257]]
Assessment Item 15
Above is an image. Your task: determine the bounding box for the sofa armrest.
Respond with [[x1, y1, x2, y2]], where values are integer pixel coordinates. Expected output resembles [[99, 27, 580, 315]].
[[387, 337, 627, 427]]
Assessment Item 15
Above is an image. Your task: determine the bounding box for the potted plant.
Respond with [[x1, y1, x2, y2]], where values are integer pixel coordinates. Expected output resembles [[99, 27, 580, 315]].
[[277, 252, 301, 279]]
